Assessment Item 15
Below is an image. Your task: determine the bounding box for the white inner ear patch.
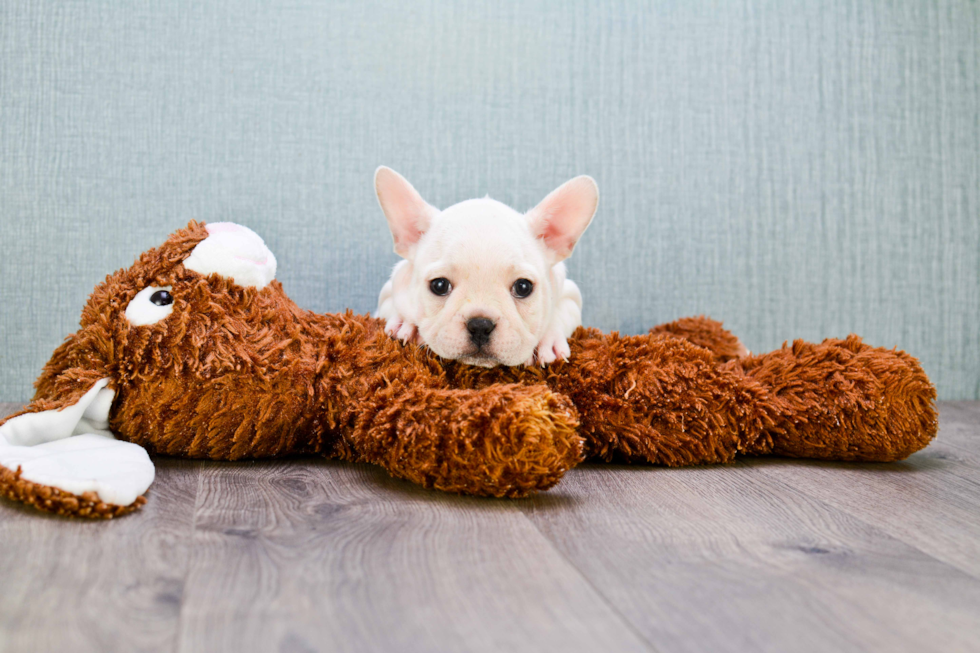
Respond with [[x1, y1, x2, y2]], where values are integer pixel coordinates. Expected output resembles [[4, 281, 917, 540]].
[[125, 285, 174, 326], [183, 222, 277, 289]]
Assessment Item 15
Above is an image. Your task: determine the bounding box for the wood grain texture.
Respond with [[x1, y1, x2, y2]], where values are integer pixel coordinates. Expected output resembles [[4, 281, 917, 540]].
[[176, 461, 650, 653], [745, 406, 980, 581], [1, 402, 979, 652], [518, 464, 980, 653]]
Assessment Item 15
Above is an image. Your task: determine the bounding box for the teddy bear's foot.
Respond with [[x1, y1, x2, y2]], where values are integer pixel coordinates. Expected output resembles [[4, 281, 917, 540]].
[[0, 462, 146, 518], [740, 335, 938, 462], [346, 383, 584, 498]]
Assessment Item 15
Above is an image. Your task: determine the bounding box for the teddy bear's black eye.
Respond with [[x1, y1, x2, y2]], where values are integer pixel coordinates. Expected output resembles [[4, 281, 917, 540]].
[[429, 278, 452, 296], [512, 279, 534, 298], [150, 290, 173, 306]]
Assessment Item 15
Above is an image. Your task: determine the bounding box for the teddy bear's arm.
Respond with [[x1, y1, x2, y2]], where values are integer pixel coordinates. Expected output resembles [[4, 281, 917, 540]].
[[0, 371, 153, 519], [337, 381, 583, 497], [306, 316, 584, 498]]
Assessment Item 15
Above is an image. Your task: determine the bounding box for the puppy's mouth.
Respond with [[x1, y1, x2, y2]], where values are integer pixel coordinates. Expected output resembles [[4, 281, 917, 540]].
[[458, 347, 501, 368]]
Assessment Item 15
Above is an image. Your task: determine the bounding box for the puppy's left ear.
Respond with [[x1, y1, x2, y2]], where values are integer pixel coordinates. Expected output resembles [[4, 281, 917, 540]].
[[375, 166, 439, 258], [526, 176, 599, 263]]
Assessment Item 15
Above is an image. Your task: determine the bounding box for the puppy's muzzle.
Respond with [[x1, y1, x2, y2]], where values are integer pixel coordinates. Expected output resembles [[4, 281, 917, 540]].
[[466, 317, 496, 348]]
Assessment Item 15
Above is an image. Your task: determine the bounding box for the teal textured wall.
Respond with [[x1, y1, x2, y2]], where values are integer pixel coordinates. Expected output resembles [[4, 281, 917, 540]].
[[1, 1, 978, 401]]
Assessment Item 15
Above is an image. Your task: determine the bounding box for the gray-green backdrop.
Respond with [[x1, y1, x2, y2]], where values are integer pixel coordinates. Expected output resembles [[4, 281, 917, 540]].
[[1, 1, 977, 401]]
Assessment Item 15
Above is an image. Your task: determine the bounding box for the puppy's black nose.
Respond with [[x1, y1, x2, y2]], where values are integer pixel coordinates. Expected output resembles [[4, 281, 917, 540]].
[[466, 317, 496, 348]]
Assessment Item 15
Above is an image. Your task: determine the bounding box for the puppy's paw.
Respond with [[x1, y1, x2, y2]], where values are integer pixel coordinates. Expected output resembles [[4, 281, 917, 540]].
[[396, 321, 419, 344], [534, 333, 571, 366], [734, 338, 751, 358], [384, 318, 419, 344]]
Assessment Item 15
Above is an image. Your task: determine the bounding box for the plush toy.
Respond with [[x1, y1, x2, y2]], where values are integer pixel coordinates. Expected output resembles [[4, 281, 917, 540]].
[[0, 222, 937, 518]]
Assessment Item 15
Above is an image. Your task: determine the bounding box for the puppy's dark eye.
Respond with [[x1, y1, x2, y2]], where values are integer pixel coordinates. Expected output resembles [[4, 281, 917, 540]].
[[512, 278, 534, 298], [429, 278, 452, 296], [149, 290, 173, 306]]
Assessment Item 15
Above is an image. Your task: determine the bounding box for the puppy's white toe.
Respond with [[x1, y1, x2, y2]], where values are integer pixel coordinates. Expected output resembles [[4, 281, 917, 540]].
[[395, 321, 417, 343], [554, 339, 571, 361], [535, 334, 570, 366]]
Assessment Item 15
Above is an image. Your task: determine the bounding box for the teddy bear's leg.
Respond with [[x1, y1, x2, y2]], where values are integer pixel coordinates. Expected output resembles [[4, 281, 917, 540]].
[[737, 336, 938, 462], [648, 316, 749, 362], [334, 381, 583, 498], [538, 330, 772, 466], [448, 326, 936, 467], [305, 319, 585, 497]]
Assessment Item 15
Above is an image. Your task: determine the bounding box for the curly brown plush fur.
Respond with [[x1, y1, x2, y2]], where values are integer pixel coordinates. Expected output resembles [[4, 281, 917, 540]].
[[0, 222, 938, 518], [446, 320, 937, 465]]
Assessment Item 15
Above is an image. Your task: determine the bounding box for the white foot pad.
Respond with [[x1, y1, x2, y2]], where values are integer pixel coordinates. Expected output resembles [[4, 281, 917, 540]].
[[0, 433, 155, 507]]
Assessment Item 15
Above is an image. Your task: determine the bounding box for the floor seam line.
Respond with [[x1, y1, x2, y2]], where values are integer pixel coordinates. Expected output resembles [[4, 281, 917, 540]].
[[172, 460, 205, 653], [741, 460, 980, 584], [516, 505, 664, 653]]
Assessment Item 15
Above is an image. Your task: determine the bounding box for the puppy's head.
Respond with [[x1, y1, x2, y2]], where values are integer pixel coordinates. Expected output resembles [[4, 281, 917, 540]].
[[375, 167, 597, 367]]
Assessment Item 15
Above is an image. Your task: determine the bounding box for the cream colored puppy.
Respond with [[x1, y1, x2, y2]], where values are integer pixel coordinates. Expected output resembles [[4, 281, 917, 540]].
[[374, 167, 598, 367]]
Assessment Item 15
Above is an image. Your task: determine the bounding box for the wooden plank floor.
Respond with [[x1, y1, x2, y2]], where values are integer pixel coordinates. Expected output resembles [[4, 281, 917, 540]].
[[1, 402, 978, 653]]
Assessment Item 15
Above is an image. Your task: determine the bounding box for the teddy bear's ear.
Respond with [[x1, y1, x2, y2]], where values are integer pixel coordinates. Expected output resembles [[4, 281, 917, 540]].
[[0, 378, 155, 516], [183, 222, 277, 289]]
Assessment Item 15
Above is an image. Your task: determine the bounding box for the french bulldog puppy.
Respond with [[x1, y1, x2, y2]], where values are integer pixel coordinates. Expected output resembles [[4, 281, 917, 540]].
[[374, 167, 598, 367]]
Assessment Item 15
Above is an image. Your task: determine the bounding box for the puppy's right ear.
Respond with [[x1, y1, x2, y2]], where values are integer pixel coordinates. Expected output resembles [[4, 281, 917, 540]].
[[526, 176, 599, 263], [375, 166, 439, 258]]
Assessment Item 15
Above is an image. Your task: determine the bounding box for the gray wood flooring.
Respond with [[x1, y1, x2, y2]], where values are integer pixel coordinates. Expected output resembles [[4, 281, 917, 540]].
[[1, 402, 978, 653]]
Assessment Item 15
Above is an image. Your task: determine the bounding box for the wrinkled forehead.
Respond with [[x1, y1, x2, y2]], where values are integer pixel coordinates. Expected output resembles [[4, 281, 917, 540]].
[[420, 200, 547, 271]]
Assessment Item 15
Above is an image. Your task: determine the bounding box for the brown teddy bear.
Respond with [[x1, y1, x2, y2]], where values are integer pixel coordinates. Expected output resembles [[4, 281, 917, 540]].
[[0, 222, 937, 518]]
